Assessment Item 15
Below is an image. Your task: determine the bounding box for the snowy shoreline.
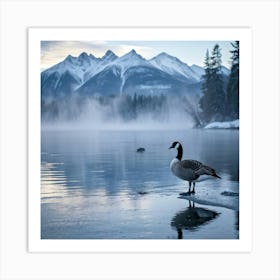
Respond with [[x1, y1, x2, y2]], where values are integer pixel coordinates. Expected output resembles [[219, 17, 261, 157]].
[[204, 119, 239, 129], [179, 193, 239, 211]]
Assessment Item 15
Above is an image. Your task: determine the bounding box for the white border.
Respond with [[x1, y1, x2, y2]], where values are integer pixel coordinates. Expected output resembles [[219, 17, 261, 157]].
[[1, 0, 279, 279], [28, 27, 252, 253]]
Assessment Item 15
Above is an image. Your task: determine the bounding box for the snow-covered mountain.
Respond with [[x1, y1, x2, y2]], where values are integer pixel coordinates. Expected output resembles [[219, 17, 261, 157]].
[[41, 53, 95, 98], [41, 49, 229, 100], [149, 52, 201, 82], [83, 50, 118, 82], [190, 64, 205, 78]]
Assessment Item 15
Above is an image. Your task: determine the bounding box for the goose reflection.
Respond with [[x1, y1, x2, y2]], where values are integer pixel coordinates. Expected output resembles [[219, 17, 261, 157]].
[[171, 200, 219, 239]]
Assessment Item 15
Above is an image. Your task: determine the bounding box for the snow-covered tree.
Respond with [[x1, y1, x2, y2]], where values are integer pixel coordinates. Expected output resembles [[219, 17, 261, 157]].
[[199, 44, 226, 123]]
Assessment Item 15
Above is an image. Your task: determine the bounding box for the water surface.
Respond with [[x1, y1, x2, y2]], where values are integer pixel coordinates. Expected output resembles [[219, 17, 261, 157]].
[[41, 129, 239, 239]]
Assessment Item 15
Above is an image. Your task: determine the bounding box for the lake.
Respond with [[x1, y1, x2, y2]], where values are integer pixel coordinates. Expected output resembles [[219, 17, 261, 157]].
[[41, 128, 239, 239]]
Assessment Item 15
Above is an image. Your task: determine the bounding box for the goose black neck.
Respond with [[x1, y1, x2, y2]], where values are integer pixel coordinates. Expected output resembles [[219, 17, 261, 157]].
[[176, 144, 183, 160]]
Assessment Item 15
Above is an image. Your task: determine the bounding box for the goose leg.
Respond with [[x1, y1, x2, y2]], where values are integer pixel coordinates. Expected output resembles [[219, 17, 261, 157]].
[[187, 181, 191, 194], [180, 182, 191, 196], [191, 182, 196, 194]]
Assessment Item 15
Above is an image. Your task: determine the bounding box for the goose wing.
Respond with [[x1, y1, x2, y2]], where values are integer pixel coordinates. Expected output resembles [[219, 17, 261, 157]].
[[181, 160, 203, 172], [181, 160, 218, 177]]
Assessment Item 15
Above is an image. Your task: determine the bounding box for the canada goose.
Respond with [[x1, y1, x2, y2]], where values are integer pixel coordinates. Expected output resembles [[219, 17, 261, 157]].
[[136, 147, 145, 152], [169, 141, 221, 194]]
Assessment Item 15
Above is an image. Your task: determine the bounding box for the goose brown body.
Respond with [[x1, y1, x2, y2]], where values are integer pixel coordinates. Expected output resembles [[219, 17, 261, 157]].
[[169, 141, 221, 194]]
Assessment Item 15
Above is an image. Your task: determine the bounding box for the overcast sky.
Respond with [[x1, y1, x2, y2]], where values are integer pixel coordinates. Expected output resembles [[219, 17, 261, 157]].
[[41, 40, 234, 71]]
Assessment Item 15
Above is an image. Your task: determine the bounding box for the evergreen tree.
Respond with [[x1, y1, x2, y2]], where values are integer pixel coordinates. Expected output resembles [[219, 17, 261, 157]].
[[199, 49, 212, 122], [199, 44, 226, 123], [227, 41, 239, 119], [209, 44, 226, 119]]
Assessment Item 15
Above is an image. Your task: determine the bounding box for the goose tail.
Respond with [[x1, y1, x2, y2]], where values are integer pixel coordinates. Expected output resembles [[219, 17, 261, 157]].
[[203, 165, 221, 179], [212, 172, 221, 179]]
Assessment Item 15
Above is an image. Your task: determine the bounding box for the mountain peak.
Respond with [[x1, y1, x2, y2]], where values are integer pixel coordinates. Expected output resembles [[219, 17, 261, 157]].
[[126, 49, 142, 57], [154, 52, 181, 63], [105, 50, 115, 56], [77, 52, 93, 64], [78, 52, 89, 59], [121, 49, 145, 61], [148, 52, 201, 81], [64, 54, 76, 64], [102, 50, 117, 60], [65, 54, 75, 60], [157, 52, 169, 57]]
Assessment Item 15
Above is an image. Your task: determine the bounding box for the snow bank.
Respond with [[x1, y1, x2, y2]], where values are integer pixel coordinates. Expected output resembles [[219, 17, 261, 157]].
[[204, 119, 239, 129]]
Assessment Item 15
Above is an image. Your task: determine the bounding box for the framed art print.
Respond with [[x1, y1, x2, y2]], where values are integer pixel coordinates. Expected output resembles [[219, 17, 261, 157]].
[[28, 27, 252, 252]]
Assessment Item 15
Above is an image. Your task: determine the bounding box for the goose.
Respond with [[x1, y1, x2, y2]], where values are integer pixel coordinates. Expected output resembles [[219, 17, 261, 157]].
[[169, 141, 221, 194], [136, 147, 145, 152]]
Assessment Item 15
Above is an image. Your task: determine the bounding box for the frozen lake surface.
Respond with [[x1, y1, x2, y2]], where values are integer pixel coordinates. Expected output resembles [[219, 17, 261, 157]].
[[41, 129, 239, 239]]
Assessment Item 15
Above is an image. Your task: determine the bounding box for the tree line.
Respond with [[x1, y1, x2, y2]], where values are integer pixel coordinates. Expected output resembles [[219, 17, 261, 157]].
[[41, 94, 169, 122], [199, 41, 239, 126]]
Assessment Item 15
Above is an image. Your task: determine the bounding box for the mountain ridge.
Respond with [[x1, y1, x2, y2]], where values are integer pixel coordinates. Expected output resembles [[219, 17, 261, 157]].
[[41, 49, 229, 99]]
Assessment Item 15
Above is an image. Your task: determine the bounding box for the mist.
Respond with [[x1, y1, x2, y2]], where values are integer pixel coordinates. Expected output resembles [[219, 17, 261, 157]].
[[41, 94, 197, 131]]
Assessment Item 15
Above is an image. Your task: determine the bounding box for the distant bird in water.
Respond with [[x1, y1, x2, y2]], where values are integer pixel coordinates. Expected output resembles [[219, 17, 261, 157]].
[[169, 141, 221, 195], [136, 147, 145, 152]]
